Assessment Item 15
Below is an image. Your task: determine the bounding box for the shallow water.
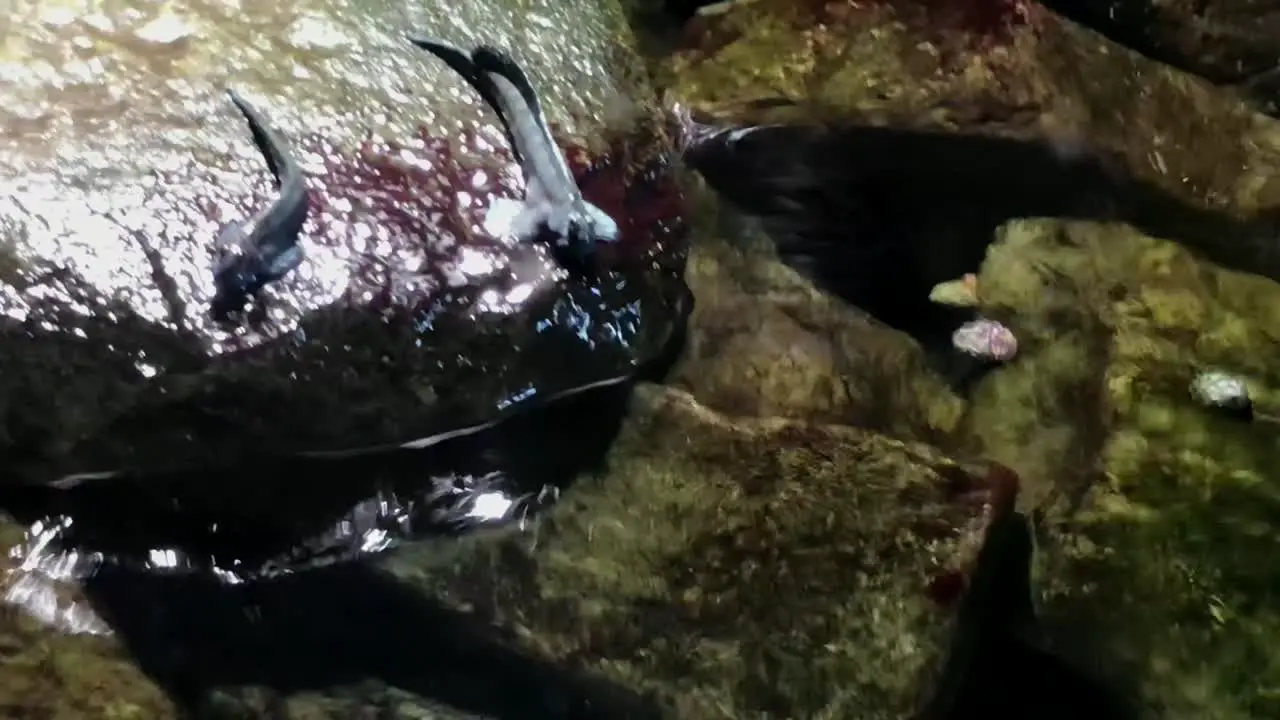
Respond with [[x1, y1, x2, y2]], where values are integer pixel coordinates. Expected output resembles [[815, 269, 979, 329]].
[[4, 0, 1280, 718]]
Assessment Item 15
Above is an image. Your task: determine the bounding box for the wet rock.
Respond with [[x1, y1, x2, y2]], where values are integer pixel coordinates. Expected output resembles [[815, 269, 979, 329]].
[[386, 384, 1012, 718], [669, 189, 965, 439], [662, 0, 1280, 293], [968, 217, 1280, 715], [0, 0, 689, 484], [655, 1, 1280, 715], [1035, 0, 1280, 116], [5, 1, 1279, 718]]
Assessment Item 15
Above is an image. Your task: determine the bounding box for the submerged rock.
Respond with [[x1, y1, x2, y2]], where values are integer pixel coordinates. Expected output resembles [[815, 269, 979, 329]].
[[0, 379, 1019, 719], [664, 0, 1280, 293], [970, 217, 1280, 717], [658, 0, 1280, 715], [669, 194, 965, 437], [387, 384, 1015, 718], [0, 0, 689, 484]]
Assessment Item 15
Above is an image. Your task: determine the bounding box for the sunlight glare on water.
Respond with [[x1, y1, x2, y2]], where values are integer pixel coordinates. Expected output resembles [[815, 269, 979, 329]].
[[0, 472, 555, 636], [0, 0, 624, 352], [0, 3, 664, 711]]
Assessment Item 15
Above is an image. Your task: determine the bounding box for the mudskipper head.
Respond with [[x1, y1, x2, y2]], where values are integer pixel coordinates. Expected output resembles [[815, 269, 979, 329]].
[[210, 218, 257, 319], [558, 202, 619, 264], [574, 202, 620, 245], [540, 203, 617, 276]]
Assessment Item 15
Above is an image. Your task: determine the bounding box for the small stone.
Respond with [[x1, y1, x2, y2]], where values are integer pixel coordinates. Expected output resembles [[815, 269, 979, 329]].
[[951, 317, 1017, 362], [1189, 370, 1252, 413]]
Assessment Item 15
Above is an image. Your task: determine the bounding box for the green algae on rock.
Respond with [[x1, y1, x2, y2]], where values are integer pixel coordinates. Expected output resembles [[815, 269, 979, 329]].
[[965, 217, 1280, 716], [663, 0, 1280, 282], [660, 0, 1280, 715], [386, 383, 1007, 718]]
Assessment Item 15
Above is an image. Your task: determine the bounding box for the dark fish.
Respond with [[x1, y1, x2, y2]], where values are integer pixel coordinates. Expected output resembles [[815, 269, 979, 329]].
[[404, 35, 619, 268], [210, 89, 310, 322]]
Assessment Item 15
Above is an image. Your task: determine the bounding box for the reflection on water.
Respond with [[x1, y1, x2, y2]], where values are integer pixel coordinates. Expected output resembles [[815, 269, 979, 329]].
[[0, 373, 649, 718], [5, 516, 111, 635], [3, 476, 556, 636]]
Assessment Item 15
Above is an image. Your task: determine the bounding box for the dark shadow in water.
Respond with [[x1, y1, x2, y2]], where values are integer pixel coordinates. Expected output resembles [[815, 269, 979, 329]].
[[0, 291, 693, 719], [686, 123, 1280, 388], [0, 277, 1138, 717], [83, 562, 662, 719], [1, 384, 624, 571], [921, 511, 1139, 720], [655, 0, 722, 23], [15, 380, 662, 719]]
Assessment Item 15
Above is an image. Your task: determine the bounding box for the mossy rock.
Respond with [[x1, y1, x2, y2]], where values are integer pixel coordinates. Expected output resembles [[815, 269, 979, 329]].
[[662, 0, 1280, 281], [669, 184, 964, 440], [965, 217, 1280, 717], [0, 606, 173, 718], [1031, 0, 1280, 115], [389, 384, 1000, 718]]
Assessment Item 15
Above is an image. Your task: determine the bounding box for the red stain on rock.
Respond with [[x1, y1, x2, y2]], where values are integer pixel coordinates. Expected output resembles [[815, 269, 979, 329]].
[[820, 0, 1034, 43], [286, 123, 686, 313], [563, 130, 690, 272], [930, 0, 1035, 43], [925, 460, 1023, 608], [983, 460, 1020, 516]]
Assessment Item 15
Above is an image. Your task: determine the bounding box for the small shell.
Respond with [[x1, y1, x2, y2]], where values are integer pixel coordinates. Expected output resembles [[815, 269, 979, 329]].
[[1190, 370, 1251, 411], [929, 274, 980, 307], [952, 317, 1018, 362]]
